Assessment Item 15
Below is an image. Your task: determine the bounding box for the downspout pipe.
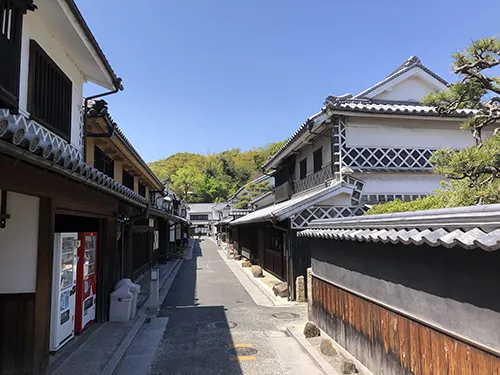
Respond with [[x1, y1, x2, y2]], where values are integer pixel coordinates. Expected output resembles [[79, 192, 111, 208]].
[[83, 80, 123, 161]]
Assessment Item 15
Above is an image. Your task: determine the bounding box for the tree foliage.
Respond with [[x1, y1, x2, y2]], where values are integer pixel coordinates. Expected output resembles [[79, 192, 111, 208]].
[[149, 141, 285, 202], [367, 37, 500, 215], [234, 180, 273, 209]]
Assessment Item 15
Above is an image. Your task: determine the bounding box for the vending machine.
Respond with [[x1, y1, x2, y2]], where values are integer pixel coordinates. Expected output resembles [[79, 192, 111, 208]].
[[75, 232, 98, 334], [50, 233, 79, 351]]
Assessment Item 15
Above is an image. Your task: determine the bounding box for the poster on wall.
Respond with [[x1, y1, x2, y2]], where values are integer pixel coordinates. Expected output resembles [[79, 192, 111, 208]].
[[170, 227, 175, 242]]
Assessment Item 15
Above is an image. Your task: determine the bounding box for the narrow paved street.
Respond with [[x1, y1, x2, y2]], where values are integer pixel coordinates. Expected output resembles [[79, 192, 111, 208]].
[[148, 239, 321, 375]]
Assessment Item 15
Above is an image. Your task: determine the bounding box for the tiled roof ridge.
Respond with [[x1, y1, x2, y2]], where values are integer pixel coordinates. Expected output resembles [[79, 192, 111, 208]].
[[355, 55, 449, 99], [87, 100, 163, 188]]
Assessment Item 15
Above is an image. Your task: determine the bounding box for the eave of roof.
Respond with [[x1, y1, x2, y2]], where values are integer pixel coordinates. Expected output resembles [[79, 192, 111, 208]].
[[231, 181, 351, 226], [298, 204, 500, 251], [262, 109, 329, 170], [63, 0, 123, 90], [87, 101, 163, 189], [0, 137, 148, 208], [323, 97, 475, 117]]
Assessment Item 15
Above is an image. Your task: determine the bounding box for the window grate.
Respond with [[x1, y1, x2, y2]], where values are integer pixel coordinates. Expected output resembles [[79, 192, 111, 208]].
[[28, 40, 72, 141]]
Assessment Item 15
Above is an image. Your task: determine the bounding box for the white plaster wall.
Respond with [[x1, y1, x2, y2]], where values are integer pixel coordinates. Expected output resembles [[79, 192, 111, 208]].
[[319, 192, 352, 206], [359, 173, 442, 195], [294, 134, 332, 181], [373, 75, 436, 102], [19, 11, 85, 149], [0, 191, 39, 293], [346, 117, 479, 149]]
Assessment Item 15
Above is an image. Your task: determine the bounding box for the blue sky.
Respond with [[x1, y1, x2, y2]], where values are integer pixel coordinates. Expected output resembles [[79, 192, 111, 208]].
[[77, 0, 500, 163]]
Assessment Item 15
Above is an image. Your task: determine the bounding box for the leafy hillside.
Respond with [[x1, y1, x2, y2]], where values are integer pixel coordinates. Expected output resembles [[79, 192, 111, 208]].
[[149, 141, 285, 203]]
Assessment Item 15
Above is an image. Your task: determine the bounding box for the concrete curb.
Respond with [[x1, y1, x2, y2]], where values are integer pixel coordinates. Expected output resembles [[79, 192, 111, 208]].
[[286, 326, 340, 375], [100, 258, 183, 375]]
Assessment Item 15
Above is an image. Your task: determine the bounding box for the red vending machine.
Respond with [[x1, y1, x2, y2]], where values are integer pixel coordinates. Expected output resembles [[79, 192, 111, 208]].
[[75, 232, 98, 334]]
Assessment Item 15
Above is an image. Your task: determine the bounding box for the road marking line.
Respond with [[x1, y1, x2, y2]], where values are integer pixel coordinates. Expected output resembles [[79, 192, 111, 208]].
[[229, 356, 256, 361], [229, 344, 253, 347]]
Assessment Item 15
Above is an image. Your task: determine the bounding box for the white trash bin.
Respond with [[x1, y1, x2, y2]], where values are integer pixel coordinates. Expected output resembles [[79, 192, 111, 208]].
[[115, 278, 141, 319], [109, 286, 133, 322]]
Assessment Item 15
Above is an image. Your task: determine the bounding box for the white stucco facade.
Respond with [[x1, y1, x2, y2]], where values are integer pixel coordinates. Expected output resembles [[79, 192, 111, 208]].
[[294, 133, 332, 182], [19, 10, 86, 150], [0, 191, 40, 293], [346, 116, 475, 150], [358, 173, 442, 195]]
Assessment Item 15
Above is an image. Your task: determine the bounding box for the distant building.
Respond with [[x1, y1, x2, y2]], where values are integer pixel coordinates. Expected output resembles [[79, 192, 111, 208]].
[[188, 203, 217, 234]]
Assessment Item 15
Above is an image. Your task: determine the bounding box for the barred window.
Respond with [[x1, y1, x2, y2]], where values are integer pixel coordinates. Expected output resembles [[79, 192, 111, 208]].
[[28, 40, 72, 141]]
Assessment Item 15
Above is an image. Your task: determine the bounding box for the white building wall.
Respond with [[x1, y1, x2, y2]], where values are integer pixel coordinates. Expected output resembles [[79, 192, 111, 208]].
[[294, 134, 332, 181], [0, 191, 40, 293], [358, 173, 442, 195], [320, 192, 352, 206], [19, 11, 85, 150], [346, 117, 477, 149]]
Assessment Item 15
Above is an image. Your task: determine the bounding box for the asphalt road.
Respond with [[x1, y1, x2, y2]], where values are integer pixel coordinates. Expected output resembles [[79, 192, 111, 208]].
[[148, 239, 321, 375]]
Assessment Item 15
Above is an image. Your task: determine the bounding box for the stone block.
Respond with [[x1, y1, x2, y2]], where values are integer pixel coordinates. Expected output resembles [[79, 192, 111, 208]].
[[251, 265, 263, 277], [307, 268, 312, 302], [319, 339, 337, 356], [241, 260, 252, 267], [303, 322, 320, 338], [273, 282, 288, 298], [341, 360, 358, 374], [295, 275, 306, 302]]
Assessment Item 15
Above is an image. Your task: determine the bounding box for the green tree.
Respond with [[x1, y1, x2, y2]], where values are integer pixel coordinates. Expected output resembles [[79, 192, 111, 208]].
[[234, 180, 272, 209], [170, 165, 204, 201], [367, 37, 500, 214], [149, 140, 286, 203]]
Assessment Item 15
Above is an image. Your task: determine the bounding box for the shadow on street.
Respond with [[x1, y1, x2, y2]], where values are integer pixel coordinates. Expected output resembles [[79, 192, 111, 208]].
[[149, 239, 244, 375]]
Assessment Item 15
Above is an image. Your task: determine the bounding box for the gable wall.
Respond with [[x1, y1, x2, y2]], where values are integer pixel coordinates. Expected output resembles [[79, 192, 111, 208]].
[[373, 75, 438, 102]]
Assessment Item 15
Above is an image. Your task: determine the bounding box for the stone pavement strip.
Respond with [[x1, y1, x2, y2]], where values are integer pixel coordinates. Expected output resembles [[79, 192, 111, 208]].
[[144, 238, 323, 375]]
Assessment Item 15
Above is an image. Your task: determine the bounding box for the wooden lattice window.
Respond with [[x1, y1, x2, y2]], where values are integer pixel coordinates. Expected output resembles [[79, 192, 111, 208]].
[[0, 0, 25, 110], [28, 40, 72, 141]]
